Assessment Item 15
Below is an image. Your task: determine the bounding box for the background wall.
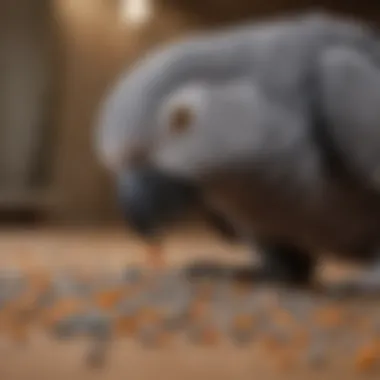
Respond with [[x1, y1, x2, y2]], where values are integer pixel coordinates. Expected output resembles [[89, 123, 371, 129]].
[[0, 0, 58, 216], [50, 0, 195, 225]]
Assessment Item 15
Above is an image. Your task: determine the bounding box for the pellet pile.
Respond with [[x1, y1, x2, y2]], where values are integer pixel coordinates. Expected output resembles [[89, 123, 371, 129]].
[[1, 258, 380, 374]]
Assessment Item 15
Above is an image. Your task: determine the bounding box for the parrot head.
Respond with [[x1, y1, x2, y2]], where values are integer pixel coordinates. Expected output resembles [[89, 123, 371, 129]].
[[95, 47, 267, 240]]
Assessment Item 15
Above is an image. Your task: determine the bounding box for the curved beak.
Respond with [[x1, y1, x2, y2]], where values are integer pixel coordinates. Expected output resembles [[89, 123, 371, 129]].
[[116, 167, 199, 240]]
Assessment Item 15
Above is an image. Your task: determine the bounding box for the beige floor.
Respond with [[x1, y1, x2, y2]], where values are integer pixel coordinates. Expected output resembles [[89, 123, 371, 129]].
[[0, 227, 375, 380]]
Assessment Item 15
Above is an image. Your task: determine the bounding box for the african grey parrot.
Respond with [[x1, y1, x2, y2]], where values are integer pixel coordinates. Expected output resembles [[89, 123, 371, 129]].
[[95, 12, 380, 294]]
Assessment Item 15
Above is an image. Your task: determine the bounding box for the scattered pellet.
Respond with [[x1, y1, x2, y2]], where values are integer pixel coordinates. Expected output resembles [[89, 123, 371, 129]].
[[94, 288, 126, 311], [354, 343, 380, 373], [1, 261, 380, 374], [114, 313, 138, 337]]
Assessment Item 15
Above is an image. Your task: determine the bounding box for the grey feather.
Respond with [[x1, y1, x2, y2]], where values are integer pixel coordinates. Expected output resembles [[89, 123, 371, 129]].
[[95, 11, 380, 265]]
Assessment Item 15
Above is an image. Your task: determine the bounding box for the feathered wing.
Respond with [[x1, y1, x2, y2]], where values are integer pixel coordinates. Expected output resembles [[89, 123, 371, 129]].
[[317, 42, 380, 191]]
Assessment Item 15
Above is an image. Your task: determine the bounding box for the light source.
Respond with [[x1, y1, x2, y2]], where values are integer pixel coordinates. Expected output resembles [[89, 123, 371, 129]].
[[119, 0, 152, 25]]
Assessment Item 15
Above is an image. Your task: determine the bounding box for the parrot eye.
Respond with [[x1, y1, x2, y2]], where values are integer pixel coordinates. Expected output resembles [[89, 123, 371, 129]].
[[168, 105, 193, 135]]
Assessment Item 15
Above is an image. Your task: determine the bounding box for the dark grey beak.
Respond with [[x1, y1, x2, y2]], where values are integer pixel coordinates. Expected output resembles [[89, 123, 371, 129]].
[[117, 168, 199, 240]]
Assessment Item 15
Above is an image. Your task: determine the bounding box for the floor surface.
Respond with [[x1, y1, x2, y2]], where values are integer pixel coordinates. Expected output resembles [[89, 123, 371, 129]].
[[0, 227, 375, 380]]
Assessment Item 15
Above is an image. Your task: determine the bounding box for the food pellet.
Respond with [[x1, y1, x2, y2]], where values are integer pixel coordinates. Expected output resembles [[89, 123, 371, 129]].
[[0, 256, 379, 375]]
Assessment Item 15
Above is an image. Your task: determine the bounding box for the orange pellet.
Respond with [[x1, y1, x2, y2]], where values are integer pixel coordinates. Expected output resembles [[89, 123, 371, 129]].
[[273, 309, 295, 328], [27, 271, 52, 293], [113, 315, 138, 336], [261, 335, 282, 353], [232, 314, 255, 330], [313, 307, 344, 328], [188, 299, 209, 321], [354, 344, 380, 373], [200, 327, 220, 345], [155, 331, 173, 347], [42, 298, 86, 327], [138, 308, 163, 326], [94, 288, 126, 310]]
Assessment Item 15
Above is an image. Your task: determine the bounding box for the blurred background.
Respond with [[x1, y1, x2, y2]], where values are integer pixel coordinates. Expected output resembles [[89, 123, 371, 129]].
[[1, 2, 380, 379], [0, 0, 378, 228]]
